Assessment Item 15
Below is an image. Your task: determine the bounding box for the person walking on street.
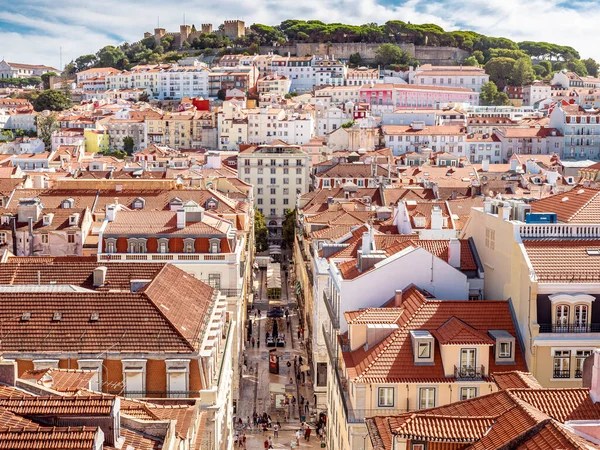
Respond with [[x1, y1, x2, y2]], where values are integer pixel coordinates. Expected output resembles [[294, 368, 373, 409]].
[[268, 437, 274, 449], [305, 401, 309, 414], [295, 429, 301, 447], [257, 338, 260, 348], [242, 433, 247, 448], [273, 422, 279, 438], [305, 427, 312, 442], [297, 328, 301, 340], [263, 438, 269, 450], [251, 337, 255, 348]]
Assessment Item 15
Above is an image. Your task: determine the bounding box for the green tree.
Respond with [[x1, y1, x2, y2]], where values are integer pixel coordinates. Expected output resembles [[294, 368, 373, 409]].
[[480, 81, 511, 106], [583, 58, 599, 77], [463, 56, 479, 66], [123, 136, 135, 155], [532, 64, 547, 78], [484, 57, 516, 89], [96, 46, 126, 68], [60, 81, 73, 107], [254, 208, 268, 252], [374, 43, 410, 67], [41, 72, 57, 90], [75, 54, 97, 71], [539, 60, 552, 76], [282, 208, 297, 249], [32, 89, 71, 112], [35, 112, 59, 148], [511, 57, 536, 86], [217, 89, 226, 101], [472, 50, 485, 64], [567, 59, 588, 77], [348, 52, 363, 66]]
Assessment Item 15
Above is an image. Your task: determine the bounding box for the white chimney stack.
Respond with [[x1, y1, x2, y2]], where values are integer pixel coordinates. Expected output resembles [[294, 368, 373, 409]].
[[448, 239, 461, 268], [394, 290, 403, 307], [106, 205, 117, 222], [176, 209, 186, 229], [482, 158, 490, 172], [431, 206, 443, 230], [499, 203, 512, 221], [361, 231, 372, 255]]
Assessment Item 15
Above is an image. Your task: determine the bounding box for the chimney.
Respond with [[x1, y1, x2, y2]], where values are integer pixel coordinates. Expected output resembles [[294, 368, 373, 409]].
[[448, 239, 461, 268], [484, 197, 493, 214], [177, 209, 186, 229], [361, 229, 373, 255], [17, 198, 42, 223], [498, 202, 512, 221], [106, 204, 117, 222], [510, 158, 518, 171], [93, 266, 107, 287], [394, 290, 403, 307], [206, 151, 222, 169], [0, 359, 17, 386], [431, 206, 443, 230], [482, 158, 490, 172]]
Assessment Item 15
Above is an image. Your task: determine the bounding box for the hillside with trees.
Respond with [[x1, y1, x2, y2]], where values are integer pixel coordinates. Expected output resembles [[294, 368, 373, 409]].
[[64, 19, 596, 83]]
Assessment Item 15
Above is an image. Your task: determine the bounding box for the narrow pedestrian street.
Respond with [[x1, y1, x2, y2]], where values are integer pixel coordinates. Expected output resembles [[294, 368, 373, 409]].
[[237, 251, 325, 449]]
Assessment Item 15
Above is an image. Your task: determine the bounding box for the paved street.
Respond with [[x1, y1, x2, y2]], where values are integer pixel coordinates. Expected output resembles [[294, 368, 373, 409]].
[[237, 254, 325, 449]]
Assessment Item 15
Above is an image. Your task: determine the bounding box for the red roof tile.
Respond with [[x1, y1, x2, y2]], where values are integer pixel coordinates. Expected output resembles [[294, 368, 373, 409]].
[[432, 317, 495, 346], [530, 186, 600, 223], [523, 239, 600, 282]]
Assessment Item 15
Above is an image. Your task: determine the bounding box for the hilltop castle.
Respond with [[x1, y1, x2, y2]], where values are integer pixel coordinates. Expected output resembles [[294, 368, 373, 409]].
[[144, 20, 246, 47]]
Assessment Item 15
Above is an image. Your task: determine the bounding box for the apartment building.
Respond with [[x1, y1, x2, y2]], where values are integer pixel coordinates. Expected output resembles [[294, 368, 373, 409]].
[[157, 65, 210, 99], [549, 104, 600, 160], [382, 122, 467, 155], [208, 66, 258, 97], [493, 126, 564, 162], [462, 192, 600, 387], [271, 56, 315, 93], [523, 82, 552, 107], [146, 111, 210, 150], [360, 84, 479, 114], [346, 67, 380, 86], [313, 57, 347, 88], [0, 60, 60, 78], [238, 142, 309, 239], [106, 117, 146, 152], [326, 286, 524, 450], [408, 64, 489, 92], [245, 107, 315, 146], [256, 74, 291, 97]]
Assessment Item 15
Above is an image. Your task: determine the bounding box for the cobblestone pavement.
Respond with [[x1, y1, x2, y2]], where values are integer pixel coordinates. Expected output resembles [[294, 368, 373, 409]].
[[237, 258, 324, 450]]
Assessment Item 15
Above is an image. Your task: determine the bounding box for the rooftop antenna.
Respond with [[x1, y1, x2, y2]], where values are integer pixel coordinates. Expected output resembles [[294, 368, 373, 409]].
[[59, 47, 62, 70], [183, 13, 186, 26], [157, 16, 160, 28]]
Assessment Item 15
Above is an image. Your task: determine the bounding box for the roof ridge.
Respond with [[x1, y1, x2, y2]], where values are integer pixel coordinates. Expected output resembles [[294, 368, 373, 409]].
[[570, 189, 600, 221]]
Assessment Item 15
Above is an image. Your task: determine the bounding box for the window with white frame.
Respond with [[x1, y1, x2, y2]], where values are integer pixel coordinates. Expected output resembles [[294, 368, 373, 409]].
[[419, 387, 436, 409], [122, 359, 146, 398], [105, 238, 116, 254], [77, 359, 103, 392], [127, 238, 147, 253], [485, 228, 495, 249], [378, 387, 394, 407], [460, 387, 477, 400], [33, 360, 59, 370], [499, 341, 512, 358], [208, 273, 221, 290], [166, 359, 190, 398], [209, 238, 220, 254], [418, 342, 431, 359], [576, 350, 592, 378], [157, 238, 169, 254], [183, 238, 195, 253], [574, 305, 588, 331], [553, 350, 570, 378], [555, 305, 569, 330]]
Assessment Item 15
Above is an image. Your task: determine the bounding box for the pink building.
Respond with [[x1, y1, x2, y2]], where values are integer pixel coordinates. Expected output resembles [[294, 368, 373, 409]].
[[360, 83, 479, 112]]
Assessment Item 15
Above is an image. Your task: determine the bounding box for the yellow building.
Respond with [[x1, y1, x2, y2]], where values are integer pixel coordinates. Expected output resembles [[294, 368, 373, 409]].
[[146, 111, 213, 150], [462, 193, 600, 388], [324, 285, 526, 450], [83, 129, 110, 153]]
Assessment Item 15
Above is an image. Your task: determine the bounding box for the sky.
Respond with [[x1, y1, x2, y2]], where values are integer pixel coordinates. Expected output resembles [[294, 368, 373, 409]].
[[0, 0, 596, 69]]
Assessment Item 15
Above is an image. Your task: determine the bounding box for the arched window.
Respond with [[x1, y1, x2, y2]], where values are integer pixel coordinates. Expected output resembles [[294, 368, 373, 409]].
[[555, 305, 569, 331], [575, 304, 588, 331]]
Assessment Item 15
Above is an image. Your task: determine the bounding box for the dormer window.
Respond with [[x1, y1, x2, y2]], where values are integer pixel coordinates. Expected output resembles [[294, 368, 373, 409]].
[[68, 214, 79, 226], [183, 238, 195, 253], [132, 197, 145, 209], [209, 238, 221, 254], [157, 238, 169, 254], [489, 330, 516, 364], [62, 198, 74, 209], [105, 238, 116, 254], [413, 216, 426, 228], [411, 331, 435, 364]]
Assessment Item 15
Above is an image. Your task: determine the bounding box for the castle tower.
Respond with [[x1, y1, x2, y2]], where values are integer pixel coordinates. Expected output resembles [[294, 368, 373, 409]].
[[154, 28, 166, 46], [179, 25, 191, 45], [201, 23, 213, 34], [223, 20, 245, 40]]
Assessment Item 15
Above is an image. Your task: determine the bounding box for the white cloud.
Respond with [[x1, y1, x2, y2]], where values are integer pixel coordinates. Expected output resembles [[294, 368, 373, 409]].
[[2, 0, 598, 68]]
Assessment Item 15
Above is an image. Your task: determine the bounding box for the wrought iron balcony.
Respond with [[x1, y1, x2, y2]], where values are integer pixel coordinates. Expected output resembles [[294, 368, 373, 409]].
[[553, 369, 571, 379], [538, 323, 600, 333], [323, 290, 340, 329], [454, 365, 485, 380]]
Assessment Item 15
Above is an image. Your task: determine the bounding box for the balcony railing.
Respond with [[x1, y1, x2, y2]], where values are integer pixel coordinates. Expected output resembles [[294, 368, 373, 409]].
[[98, 253, 237, 262], [454, 365, 486, 380], [575, 369, 583, 379], [539, 323, 600, 333], [518, 224, 600, 239], [553, 369, 571, 379]]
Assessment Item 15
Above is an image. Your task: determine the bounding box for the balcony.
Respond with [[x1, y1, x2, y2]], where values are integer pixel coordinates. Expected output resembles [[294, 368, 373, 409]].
[[539, 323, 600, 333], [518, 224, 600, 239], [553, 369, 571, 379], [98, 253, 237, 263], [454, 365, 486, 380]]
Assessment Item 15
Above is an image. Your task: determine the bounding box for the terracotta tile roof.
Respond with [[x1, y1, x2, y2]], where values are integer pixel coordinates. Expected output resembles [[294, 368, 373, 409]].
[[367, 387, 600, 450], [0, 385, 33, 399], [311, 225, 353, 240], [21, 368, 96, 392], [0, 395, 115, 416], [431, 317, 495, 346], [0, 407, 38, 428], [104, 210, 233, 238], [117, 427, 162, 450], [492, 371, 543, 390], [7, 189, 99, 209], [0, 265, 214, 353], [0, 426, 100, 449], [0, 261, 166, 291], [119, 398, 160, 420], [522, 239, 600, 282], [345, 308, 404, 325], [299, 187, 382, 215], [342, 287, 526, 383], [529, 186, 600, 223], [381, 186, 436, 206], [148, 404, 195, 439]]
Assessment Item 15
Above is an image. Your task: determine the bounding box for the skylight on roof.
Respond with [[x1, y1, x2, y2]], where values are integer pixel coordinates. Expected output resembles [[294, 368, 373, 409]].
[[586, 249, 600, 256]]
